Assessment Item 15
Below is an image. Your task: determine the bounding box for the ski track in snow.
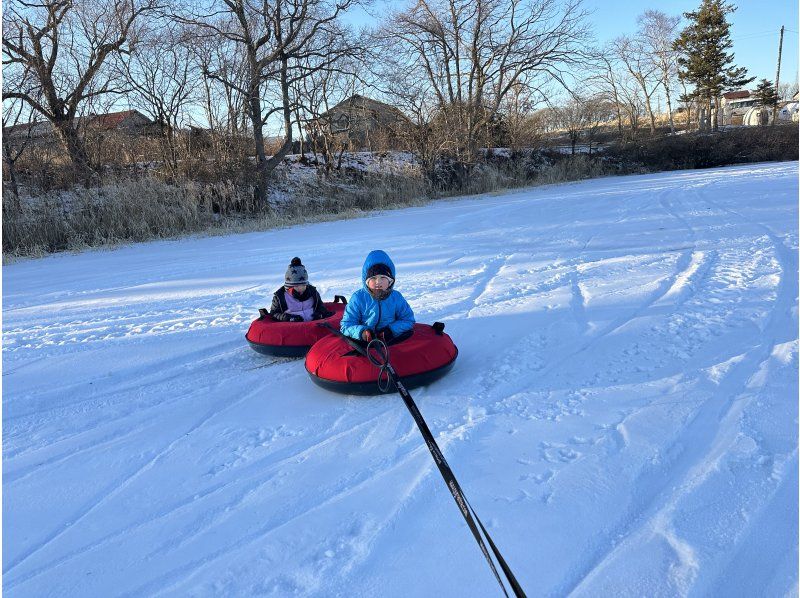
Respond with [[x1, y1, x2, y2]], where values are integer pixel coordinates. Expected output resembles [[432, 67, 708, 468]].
[[3, 162, 798, 597]]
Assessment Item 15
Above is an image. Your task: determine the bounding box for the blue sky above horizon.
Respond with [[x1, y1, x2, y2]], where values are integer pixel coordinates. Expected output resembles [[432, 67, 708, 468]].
[[346, 0, 799, 88]]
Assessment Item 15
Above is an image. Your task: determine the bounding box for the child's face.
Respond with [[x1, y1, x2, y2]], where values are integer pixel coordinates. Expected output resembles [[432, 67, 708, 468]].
[[292, 284, 308, 294], [366, 275, 391, 291]]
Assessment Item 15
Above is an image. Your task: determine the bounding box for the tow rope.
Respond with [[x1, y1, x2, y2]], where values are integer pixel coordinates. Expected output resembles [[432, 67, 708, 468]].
[[319, 323, 526, 597]]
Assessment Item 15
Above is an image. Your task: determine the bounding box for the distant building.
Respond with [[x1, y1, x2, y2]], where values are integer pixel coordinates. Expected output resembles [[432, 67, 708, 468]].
[[308, 95, 412, 151], [779, 101, 799, 122], [85, 110, 152, 133], [3, 109, 153, 144], [720, 90, 757, 125]]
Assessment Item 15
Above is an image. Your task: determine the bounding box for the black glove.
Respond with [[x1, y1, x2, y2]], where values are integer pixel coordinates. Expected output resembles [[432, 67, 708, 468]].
[[288, 315, 304, 322], [378, 327, 394, 342]]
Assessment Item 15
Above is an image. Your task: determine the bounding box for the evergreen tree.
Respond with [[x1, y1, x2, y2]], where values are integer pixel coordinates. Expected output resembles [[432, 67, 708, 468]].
[[673, 0, 754, 130], [753, 78, 779, 108]]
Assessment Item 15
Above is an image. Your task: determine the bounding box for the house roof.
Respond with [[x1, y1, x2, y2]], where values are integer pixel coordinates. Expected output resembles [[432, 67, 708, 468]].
[[321, 95, 410, 123], [3, 110, 151, 138], [3, 120, 52, 138], [723, 90, 751, 100], [85, 110, 149, 130]]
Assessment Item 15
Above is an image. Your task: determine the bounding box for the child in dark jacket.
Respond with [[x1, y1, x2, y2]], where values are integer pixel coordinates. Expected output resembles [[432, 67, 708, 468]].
[[340, 250, 415, 342], [269, 257, 332, 322]]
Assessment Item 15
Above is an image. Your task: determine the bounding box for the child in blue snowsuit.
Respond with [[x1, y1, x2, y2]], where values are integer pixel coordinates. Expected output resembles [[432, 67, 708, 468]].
[[340, 250, 415, 343]]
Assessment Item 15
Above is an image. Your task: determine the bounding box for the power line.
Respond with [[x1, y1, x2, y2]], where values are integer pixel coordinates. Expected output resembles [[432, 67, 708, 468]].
[[733, 32, 780, 41]]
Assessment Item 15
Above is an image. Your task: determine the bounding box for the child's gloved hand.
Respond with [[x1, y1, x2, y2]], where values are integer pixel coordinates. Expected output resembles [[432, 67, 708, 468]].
[[288, 315, 304, 322], [377, 327, 394, 342], [362, 329, 374, 342]]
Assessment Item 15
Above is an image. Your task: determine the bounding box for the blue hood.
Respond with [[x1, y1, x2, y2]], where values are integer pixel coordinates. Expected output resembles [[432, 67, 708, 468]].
[[361, 250, 396, 285]]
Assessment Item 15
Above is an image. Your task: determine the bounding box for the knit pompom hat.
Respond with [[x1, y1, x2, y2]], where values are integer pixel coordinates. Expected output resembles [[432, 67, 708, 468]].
[[285, 257, 309, 287]]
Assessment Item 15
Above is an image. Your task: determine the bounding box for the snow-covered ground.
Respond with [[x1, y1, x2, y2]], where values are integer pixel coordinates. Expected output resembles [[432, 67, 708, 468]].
[[3, 162, 798, 597]]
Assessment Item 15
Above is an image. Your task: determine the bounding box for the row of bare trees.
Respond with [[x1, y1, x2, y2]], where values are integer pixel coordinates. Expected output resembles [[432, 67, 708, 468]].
[[585, 10, 684, 138], [4, 0, 794, 205], [3, 0, 600, 197], [3, 0, 368, 205]]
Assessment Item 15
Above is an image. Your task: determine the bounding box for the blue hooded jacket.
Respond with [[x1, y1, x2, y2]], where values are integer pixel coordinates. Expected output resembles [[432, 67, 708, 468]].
[[340, 250, 416, 340]]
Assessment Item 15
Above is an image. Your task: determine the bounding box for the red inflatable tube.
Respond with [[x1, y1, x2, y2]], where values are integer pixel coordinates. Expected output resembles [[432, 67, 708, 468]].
[[246, 300, 346, 357], [305, 323, 458, 395]]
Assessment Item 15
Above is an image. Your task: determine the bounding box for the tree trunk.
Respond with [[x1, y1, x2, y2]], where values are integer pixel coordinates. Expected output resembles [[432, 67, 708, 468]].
[[645, 94, 656, 135], [665, 87, 675, 133], [52, 118, 94, 185], [247, 71, 270, 210], [261, 56, 295, 198], [710, 96, 718, 131], [2, 140, 21, 207], [253, 147, 270, 209]]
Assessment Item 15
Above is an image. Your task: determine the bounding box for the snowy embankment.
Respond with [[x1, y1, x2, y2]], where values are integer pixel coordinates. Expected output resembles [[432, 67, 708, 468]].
[[3, 162, 798, 597]]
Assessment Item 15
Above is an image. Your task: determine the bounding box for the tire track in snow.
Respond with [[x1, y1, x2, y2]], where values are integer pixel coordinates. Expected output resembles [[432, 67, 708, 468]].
[[137, 404, 490, 597], [529, 248, 697, 390], [560, 182, 797, 596], [3, 402, 403, 589], [3, 305, 250, 354], [3, 366, 298, 579], [4, 354, 291, 485], [435, 254, 509, 319], [3, 343, 276, 467], [5, 340, 248, 422]]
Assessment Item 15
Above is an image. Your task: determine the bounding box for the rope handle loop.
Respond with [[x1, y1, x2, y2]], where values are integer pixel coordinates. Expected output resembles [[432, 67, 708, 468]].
[[366, 337, 391, 392]]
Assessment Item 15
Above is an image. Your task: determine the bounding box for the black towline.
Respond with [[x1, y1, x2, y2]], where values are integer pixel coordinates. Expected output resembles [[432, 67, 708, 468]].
[[319, 322, 526, 598]]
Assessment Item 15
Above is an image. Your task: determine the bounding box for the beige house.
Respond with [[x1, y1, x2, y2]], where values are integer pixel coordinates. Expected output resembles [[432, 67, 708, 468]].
[[719, 90, 757, 125], [309, 95, 412, 151]]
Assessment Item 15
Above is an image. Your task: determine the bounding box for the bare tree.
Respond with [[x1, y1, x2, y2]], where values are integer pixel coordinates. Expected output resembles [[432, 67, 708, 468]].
[[612, 34, 661, 135], [295, 57, 353, 173], [676, 72, 696, 130], [617, 72, 646, 137], [2, 0, 157, 184], [589, 49, 625, 138], [2, 91, 36, 204], [501, 81, 545, 151], [381, 0, 589, 163], [117, 21, 195, 175], [552, 94, 611, 155], [778, 81, 799, 102], [176, 0, 362, 208], [191, 32, 249, 136], [290, 26, 371, 172], [637, 10, 680, 133]]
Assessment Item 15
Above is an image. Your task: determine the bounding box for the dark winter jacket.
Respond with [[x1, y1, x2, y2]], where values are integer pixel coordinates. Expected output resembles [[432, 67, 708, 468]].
[[340, 250, 415, 340], [269, 285, 330, 322]]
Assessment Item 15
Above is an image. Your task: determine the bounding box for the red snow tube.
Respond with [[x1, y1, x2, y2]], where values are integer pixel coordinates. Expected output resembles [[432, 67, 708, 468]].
[[245, 297, 347, 357], [305, 323, 458, 395]]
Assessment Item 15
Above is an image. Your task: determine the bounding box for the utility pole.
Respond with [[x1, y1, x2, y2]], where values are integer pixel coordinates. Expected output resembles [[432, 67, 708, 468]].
[[773, 25, 784, 125]]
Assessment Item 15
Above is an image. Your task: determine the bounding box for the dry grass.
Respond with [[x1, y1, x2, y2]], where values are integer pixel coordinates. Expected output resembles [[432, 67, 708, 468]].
[[5, 126, 795, 259]]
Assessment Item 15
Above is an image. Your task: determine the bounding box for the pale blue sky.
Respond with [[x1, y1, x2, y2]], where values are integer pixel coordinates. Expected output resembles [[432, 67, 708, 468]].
[[347, 0, 799, 88]]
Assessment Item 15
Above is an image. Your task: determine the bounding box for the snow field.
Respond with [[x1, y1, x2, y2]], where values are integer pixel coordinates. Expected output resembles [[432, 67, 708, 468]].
[[3, 161, 798, 596]]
